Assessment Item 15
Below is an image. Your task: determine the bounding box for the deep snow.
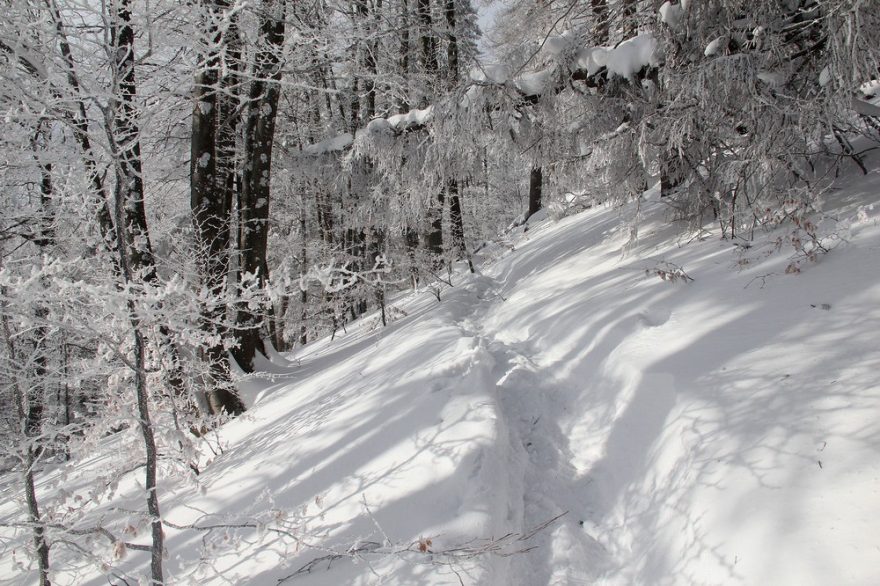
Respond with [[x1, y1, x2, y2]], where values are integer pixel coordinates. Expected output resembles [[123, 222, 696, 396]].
[[3, 158, 880, 585]]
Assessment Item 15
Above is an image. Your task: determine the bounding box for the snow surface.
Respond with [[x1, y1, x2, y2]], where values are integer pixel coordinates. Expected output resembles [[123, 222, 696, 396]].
[[4, 157, 880, 585]]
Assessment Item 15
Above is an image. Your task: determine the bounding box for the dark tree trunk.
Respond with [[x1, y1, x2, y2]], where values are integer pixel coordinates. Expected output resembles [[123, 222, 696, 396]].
[[659, 150, 684, 198], [368, 227, 387, 325], [418, 0, 439, 104], [445, 0, 459, 85], [26, 126, 54, 438], [426, 187, 445, 261], [299, 199, 309, 346], [191, 0, 246, 416], [30, 124, 55, 248], [405, 227, 420, 288], [24, 446, 50, 586], [398, 0, 411, 112], [101, 0, 189, 415], [448, 179, 474, 273], [623, 0, 638, 38], [354, 0, 377, 120], [448, 180, 465, 254], [233, 0, 286, 372], [528, 166, 543, 219], [592, 0, 609, 45]]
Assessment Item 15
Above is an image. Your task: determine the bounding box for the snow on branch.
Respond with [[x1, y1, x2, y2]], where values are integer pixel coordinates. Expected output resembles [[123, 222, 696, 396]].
[[297, 107, 433, 158], [298, 31, 661, 159], [300, 132, 353, 156]]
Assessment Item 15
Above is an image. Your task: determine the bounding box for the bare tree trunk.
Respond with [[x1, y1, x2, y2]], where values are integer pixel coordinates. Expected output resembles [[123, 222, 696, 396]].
[[233, 0, 286, 372], [299, 200, 309, 346], [623, 0, 638, 38], [398, 0, 411, 112], [108, 1, 164, 579], [1, 311, 50, 586], [592, 0, 609, 45], [417, 0, 438, 105], [528, 166, 543, 220], [191, 0, 245, 416], [426, 187, 445, 261], [405, 227, 420, 288], [27, 125, 54, 438], [445, 0, 459, 85]]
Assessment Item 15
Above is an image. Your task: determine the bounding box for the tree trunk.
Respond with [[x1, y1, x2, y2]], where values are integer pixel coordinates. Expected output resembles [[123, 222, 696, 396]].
[[109, 2, 164, 579], [398, 0, 411, 112], [448, 180, 474, 274], [417, 0, 439, 105], [191, 0, 245, 416], [367, 226, 387, 322], [592, 0, 610, 45], [1, 312, 50, 586], [528, 166, 543, 219], [623, 0, 638, 38], [426, 187, 445, 261], [233, 0, 286, 372], [445, 0, 459, 86], [405, 227, 420, 288]]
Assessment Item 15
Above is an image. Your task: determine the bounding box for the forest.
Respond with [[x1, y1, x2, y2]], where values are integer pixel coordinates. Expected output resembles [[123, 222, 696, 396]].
[[1, 0, 879, 584]]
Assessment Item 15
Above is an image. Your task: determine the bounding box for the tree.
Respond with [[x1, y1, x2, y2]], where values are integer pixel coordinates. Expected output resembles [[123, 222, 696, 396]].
[[191, 0, 246, 415], [233, 0, 287, 373]]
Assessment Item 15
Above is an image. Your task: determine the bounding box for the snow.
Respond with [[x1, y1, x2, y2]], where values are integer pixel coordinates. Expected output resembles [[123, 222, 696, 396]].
[[575, 47, 608, 77], [860, 79, 880, 97], [471, 63, 510, 84], [364, 116, 393, 137], [704, 36, 725, 57], [473, 31, 659, 95], [758, 70, 786, 87], [301, 132, 353, 156], [302, 108, 431, 155], [514, 68, 554, 96], [544, 35, 571, 57], [387, 106, 433, 131], [658, 1, 686, 30], [596, 34, 660, 80], [4, 156, 880, 585]]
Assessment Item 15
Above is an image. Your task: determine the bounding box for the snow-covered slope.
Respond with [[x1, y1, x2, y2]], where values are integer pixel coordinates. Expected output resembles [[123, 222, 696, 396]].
[[4, 159, 880, 585], [481, 172, 880, 585]]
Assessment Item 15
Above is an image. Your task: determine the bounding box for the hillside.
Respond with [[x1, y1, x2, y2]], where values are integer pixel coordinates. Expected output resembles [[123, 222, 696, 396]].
[[4, 158, 880, 585]]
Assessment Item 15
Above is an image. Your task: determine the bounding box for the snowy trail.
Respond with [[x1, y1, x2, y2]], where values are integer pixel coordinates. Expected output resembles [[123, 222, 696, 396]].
[[450, 271, 609, 586]]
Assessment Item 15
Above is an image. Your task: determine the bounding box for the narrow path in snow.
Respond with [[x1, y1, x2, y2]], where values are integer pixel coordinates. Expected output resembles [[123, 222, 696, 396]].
[[448, 273, 612, 585]]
